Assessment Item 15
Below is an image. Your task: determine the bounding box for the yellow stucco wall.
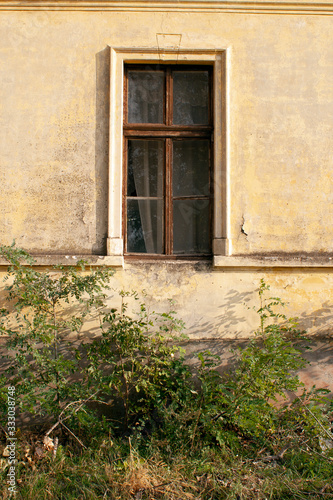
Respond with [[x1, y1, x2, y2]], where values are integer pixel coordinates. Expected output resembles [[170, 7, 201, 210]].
[[1, 6, 333, 254], [0, 3, 332, 384]]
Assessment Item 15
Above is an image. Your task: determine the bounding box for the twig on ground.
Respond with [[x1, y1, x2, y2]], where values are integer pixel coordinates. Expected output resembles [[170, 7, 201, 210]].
[[60, 421, 87, 449], [253, 445, 290, 463]]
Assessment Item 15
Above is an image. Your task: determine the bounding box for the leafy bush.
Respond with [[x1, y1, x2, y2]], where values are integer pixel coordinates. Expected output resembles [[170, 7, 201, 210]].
[[0, 243, 114, 425], [0, 244, 193, 442], [152, 280, 332, 453], [0, 245, 332, 466], [85, 292, 191, 431], [222, 279, 309, 438]]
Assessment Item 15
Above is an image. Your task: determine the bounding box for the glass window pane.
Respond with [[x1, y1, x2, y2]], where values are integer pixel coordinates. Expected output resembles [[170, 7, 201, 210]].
[[127, 199, 163, 254], [173, 71, 209, 125], [128, 71, 164, 124], [127, 140, 164, 198], [173, 200, 210, 254], [173, 140, 210, 197]]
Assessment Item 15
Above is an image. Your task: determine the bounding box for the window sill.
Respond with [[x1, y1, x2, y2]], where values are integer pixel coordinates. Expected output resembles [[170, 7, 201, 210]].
[[124, 254, 212, 261]]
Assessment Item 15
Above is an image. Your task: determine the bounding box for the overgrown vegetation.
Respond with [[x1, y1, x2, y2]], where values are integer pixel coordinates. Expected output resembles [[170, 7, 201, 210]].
[[0, 243, 114, 424], [0, 244, 332, 499]]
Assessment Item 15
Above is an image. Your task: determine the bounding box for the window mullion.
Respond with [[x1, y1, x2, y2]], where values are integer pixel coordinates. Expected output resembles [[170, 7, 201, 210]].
[[165, 138, 172, 255], [165, 67, 173, 255]]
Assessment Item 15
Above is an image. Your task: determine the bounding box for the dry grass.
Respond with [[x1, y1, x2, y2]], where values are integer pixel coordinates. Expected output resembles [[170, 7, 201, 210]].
[[1, 435, 333, 500], [105, 447, 200, 500]]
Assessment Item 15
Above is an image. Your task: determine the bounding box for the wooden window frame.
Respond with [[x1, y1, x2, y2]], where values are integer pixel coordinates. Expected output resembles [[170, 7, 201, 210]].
[[106, 47, 230, 262], [123, 63, 214, 260]]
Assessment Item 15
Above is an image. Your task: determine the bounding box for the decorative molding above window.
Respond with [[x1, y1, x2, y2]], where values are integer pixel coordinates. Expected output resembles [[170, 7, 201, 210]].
[[1, 0, 333, 15]]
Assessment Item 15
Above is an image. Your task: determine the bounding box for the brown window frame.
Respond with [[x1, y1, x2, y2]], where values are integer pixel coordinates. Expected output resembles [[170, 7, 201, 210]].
[[123, 63, 214, 260]]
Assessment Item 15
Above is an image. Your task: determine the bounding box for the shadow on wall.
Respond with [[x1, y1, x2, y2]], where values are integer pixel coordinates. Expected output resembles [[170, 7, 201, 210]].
[[182, 337, 333, 395], [298, 302, 333, 338], [93, 47, 110, 255], [297, 305, 333, 390], [187, 288, 255, 339], [125, 263, 258, 340]]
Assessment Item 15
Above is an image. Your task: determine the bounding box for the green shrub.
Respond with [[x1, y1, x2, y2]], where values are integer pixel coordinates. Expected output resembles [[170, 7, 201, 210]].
[[0, 245, 331, 457], [154, 279, 331, 452], [85, 292, 191, 431], [0, 244, 192, 442], [222, 279, 309, 438], [0, 243, 114, 425]]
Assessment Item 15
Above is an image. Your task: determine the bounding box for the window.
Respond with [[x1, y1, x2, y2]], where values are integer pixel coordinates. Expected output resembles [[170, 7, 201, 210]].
[[123, 64, 213, 258]]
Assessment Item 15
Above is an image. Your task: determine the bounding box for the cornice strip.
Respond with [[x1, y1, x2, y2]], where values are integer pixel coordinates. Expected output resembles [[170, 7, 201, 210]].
[[1, 1, 333, 15], [0, 254, 332, 269], [214, 255, 333, 268], [0, 255, 124, 267]]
